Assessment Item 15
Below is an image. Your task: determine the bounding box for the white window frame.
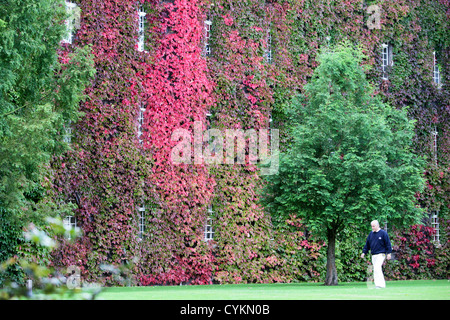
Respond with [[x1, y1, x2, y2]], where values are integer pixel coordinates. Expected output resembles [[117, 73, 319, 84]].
[[264, 29, 272, 64], [138, 205, 145, 239], [381, 43, 393, 80], [138, 6, 146, 52], [269, 113, 273, 142], [431, 211, 440, 245], [204, 20, 212, 56], [433, 51, 442, 88], [205, 112, 216, 154], [138, 104, 145, 144], [432, 126, 438, 166], [62, 1, 78, 44], [204, 205, 214, 241], [63, 120, 72, 144], [63, 215, 77, 240]]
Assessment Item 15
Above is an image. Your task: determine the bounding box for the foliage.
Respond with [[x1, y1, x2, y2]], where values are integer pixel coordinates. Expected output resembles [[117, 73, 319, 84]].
[[52, 0, 448, 285], [0, 217, 102, 300], [204, 0, 279, 284], [48, 0, 154, 285], [0, 0, 95, 212], [384, 222, 449, 280], [262, 42, 426, 285], [0, 0, 95, 283], [136, 0, 216, 285], [1, 0, 448, 286], [0, 208, 24, 286], [270, 215, 323, 282], [332, 227, 368, 282]]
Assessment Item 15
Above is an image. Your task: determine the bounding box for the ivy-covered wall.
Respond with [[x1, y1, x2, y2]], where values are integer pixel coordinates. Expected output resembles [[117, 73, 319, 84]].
[[48, 0, 449, 285], [50, 0, 152, 284], [138, 0, 216, 285]]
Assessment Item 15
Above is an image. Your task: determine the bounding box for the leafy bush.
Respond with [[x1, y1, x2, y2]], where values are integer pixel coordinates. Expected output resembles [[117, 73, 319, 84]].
[[384, 222, 450, 280], [0, 208, 24, 286], [333, 228, 368, 283], [0, 217, 102, 300], [270, 215, 323, 283]]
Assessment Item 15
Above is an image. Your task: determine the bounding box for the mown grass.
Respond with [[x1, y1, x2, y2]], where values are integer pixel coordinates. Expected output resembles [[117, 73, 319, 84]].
[[94, 280, 449, 300]]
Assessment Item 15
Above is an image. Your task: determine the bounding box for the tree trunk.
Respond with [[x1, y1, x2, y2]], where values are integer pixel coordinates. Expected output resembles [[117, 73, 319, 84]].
[[324, 228, 338, 286]]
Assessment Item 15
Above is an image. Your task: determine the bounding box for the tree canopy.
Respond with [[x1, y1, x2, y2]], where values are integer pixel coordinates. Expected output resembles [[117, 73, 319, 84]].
[[0, 0, 95, 284], [0, 0, 95, 216]]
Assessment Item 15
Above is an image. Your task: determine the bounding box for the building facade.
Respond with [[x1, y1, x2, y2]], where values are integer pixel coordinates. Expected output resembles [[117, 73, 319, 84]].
[[51, 0, 449, 285]]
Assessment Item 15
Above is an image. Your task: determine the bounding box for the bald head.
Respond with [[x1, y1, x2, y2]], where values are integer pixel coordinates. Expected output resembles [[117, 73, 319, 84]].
[[371, 220, 380, 232]]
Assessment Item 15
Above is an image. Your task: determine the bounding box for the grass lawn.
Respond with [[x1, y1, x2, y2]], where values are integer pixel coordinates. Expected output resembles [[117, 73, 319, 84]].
[[95, 280, 449, 300]]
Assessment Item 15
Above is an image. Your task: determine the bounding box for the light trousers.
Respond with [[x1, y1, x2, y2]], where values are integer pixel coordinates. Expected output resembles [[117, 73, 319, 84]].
[[372, 253, 386, 288]]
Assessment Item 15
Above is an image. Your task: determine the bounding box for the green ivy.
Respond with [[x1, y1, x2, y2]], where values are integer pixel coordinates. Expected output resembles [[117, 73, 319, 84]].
[[0, 208, 24, 285]]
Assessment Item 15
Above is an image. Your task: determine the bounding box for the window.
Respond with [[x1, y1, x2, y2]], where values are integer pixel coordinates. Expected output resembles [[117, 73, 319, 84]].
[[138, 104, 145, 144], [431, 211, 440, 244], [432, 126, 438, 166], [204, 20, 212, 56], [205, 112, 216, 153], [62, 1, 78, 44], [63, 216, 77, 240], [138, 6, 146, 52], [381, 43, 393, 80], [264, 29, 272, 64], [433, 51, 441, 87], [269, 113, 273, 141], [138, 205, 145, 239], [204, 205, 214, 241], [63, 120, 72, 144]]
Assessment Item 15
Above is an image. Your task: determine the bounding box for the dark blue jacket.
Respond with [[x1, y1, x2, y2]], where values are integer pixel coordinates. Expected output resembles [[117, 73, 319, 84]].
[[363, 229, 392, 255]]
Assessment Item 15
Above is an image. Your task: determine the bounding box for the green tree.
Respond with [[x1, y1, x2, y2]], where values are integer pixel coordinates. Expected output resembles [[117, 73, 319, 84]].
[[0, 0, 95, 281], [0, 0, 94, 214], [261, 42, 425, 285]]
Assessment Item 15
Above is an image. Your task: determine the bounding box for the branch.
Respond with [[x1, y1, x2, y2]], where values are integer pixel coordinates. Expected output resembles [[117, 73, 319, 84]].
[[1, 90, 53, 117]]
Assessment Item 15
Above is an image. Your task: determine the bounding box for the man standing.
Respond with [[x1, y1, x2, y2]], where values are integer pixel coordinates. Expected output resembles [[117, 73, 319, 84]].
[[361, 220, 392, 288]]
